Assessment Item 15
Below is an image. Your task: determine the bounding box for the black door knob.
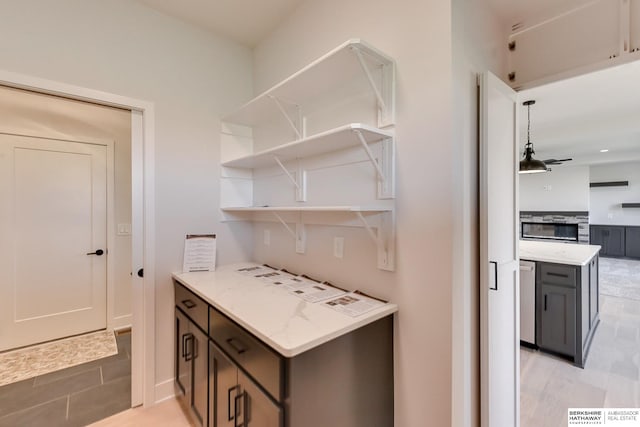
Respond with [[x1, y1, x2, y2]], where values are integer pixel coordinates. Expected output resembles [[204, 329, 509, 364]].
[[86, 249, 105, 256]]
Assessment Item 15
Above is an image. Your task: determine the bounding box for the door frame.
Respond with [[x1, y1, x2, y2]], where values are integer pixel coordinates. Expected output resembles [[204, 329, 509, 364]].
[[0, 69, 156, 408]]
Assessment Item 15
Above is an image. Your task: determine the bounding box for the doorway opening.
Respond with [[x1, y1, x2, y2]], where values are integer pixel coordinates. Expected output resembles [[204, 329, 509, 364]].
[[0, 69, 156, 415], [515, 62, 640, 425]]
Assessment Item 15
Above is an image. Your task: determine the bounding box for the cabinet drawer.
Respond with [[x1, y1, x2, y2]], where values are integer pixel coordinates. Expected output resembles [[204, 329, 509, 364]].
[[174, 282, 209, 333], [539, 263, 576, 287], [210, 307, 283, 401]]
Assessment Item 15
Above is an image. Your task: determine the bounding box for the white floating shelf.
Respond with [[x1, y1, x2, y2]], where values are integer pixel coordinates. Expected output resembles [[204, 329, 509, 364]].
[[222, 39, 395, 127], [221, 123, 393, 169], [221, 205, 393, 213]]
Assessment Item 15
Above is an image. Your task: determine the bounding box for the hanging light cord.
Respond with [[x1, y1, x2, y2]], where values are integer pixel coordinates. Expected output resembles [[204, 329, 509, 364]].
[[525, 102, 533, 152]]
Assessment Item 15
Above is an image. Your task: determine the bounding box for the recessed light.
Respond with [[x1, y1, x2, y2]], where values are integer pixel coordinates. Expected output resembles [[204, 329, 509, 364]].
[[600, 149, 609, 153]]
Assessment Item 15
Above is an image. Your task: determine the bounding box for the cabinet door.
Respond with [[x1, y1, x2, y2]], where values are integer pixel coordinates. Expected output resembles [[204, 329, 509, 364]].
[[191, 326, 208, 426], [589, 226, 604, 247], [238, 369, 283, 427], [175, 309, 192, 400], [589, 257, 599, 328], [210, 342, 238, 427], [538, 284, 576, 357], [626, 227, 640, 259], [605, 226, 626, 257]]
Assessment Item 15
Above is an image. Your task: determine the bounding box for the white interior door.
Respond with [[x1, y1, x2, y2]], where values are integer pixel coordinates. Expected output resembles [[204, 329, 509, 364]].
[[0, 134, 107, 351], [479, 72, 520, 427]]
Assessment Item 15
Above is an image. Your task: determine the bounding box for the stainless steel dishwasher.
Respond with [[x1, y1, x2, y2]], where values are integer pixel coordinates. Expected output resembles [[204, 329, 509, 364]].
[[519, 260, 536, 346]]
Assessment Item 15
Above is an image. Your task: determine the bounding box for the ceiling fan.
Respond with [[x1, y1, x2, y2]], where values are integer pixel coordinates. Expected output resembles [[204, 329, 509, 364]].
[[541, 157, 573, 166]]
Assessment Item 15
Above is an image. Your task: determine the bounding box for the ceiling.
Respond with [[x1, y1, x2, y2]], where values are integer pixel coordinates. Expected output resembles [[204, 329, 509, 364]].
[[136, 0, 303, 47], [485, 0, 640, 168], [518, 60, 640, 167], [135, 0, 639, 168]]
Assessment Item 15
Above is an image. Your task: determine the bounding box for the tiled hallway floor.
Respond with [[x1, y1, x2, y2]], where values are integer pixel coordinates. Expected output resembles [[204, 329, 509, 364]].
[[0, 332, 131, 427]]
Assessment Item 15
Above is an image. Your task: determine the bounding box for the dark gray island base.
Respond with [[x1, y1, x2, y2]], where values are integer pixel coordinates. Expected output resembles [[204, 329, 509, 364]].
[[527, 254, 600, 368]]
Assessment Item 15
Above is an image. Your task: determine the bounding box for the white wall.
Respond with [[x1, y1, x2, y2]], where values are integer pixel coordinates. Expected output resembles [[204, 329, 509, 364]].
[[0, 0, 253, 399], [452, 0, 508, 425], [252, 1, 453, 425], [0, 86, 132, 327], [519, 165, 590, 212], [250, 0, 504, 425], [590, 161, 640, 225]]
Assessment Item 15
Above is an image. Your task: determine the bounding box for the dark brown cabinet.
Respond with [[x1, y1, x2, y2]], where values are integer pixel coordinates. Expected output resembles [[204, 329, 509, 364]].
[[174, 279, 393, 427], [209, 341, 282, 427], [175, 308, 208, 426]]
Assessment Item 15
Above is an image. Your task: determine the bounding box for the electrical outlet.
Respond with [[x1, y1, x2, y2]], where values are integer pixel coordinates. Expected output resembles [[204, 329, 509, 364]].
[[333, 237, 344, 259], [263, 229, 270, 246]]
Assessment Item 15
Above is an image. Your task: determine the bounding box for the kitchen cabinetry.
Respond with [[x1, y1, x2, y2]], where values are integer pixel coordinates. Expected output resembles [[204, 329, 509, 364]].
[[589, 256, 599, 328], [175, 287, 209, 426], [209, 303, 283, 427], [534, 255, 599, 368], [507, 0, 640, 88], [626, 226, 640, 259], [539, 283, 575, 356], [591, 224, 640, 259], [590, 225, 626, 257], [174, 273, 394, 427], [220, 40, 396, 271], [209, 341, 282, 427]]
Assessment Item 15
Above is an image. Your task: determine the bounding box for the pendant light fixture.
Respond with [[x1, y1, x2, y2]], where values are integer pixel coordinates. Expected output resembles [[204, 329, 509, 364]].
[[519, 100, 548, 174]]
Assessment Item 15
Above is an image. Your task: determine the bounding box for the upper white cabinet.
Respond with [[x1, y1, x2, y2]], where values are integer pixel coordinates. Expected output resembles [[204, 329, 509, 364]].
[[220, 39, 397, 271], [507, 0, 640, 88]]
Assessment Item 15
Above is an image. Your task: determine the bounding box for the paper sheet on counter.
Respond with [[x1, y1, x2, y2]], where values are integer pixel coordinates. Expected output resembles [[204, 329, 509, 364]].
[[288, 280, 346, 303], [324, 292, 386, 317]]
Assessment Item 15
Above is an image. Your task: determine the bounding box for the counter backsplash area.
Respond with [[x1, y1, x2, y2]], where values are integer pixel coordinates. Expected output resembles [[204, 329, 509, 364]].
[[520, 211, 589, 244]]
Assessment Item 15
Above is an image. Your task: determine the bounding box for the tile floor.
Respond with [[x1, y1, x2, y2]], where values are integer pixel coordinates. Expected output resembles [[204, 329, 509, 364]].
[[0, 331, 118, 387], [0, 332, 131, 427], [521, 294, 640, 427]]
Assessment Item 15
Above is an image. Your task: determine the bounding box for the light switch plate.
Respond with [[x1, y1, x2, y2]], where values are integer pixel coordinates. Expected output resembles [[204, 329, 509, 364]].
[[117, 223, 132, 236]]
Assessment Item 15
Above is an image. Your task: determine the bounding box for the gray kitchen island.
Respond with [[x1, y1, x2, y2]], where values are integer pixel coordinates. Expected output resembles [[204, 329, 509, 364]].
[[520, 240, 601, 368]]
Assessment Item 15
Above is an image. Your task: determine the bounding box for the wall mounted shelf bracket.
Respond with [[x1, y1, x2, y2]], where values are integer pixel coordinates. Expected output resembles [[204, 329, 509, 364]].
[[268, 95, 304, 139], [353, 130, 395, 199], [272, 155, 307, 201], [355, 211, 395, 271], [350, 45, 395, 127], [272, 212, 307, 254]]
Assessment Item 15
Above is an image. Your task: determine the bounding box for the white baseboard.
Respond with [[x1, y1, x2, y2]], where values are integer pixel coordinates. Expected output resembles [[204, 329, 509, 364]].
[[111, 314, 132, 331], [155, 378, 176, 403]]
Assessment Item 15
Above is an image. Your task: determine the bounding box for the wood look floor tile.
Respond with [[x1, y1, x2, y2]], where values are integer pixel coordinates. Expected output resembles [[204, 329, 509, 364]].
[[0, 396, 68, 427], [88, 398, 195, 427]]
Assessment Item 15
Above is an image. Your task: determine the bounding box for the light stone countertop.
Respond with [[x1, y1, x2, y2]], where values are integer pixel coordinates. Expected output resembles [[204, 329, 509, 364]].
[[519, 240, 601, 266], [172, 263, 398, 358]]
